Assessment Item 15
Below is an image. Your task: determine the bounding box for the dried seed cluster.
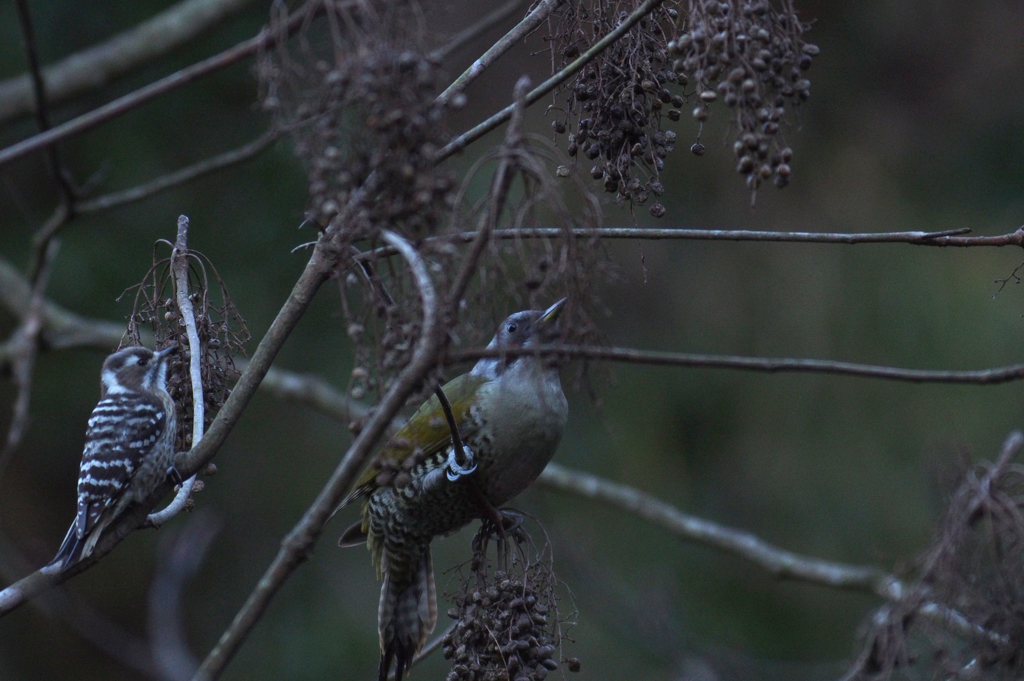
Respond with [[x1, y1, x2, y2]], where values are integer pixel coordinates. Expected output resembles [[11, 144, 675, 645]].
[[669, 0, 817, 193], [442, 566, 577, 681], [260, 2, 455, 239], [551, 1, 681, 217], [551, 0, 816, 206], [124, 251, 249, 454]]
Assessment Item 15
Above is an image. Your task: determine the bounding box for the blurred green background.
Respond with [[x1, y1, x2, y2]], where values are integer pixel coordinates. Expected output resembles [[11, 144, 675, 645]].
[[2, 1, 1024, 679]]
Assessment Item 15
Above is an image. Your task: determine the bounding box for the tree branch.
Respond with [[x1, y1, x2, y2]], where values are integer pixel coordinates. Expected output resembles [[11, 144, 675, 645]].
[[537, 461, 1007, 646], [447, 344, 1024, 385], [539, 462, 891, 592], [350, 227, 1024, 265], [148, 512, 221, 681], [0, 0, 256, 126], [436, 0, 563, 106], [435, 0, 666, 162], [193, 229, 441, 680], [430, 0, 529, 63], [13, 0, 76, 209], [147, 216, 203, 527], [76, 131, 279, 214], [0, 1, 315, 169], [0, 240, 59, 488]]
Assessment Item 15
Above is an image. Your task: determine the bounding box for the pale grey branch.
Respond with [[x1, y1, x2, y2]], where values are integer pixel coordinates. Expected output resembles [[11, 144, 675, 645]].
[[148, 216, 202, 527], [0, 0, 256, 125], [436, 0, 562, 105]]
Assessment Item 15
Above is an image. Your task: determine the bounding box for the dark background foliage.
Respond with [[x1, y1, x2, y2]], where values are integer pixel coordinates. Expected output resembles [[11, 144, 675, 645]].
[[2, 1, 1024, 679]]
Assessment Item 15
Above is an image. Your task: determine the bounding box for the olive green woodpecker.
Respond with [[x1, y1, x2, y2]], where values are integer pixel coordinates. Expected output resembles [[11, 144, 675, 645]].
[[339, 299, 569, 681]]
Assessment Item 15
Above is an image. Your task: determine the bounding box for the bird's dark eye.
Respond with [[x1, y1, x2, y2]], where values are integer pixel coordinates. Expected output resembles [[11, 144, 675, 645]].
[[137, 355, 149, 366], [506, 322, 517, 334]]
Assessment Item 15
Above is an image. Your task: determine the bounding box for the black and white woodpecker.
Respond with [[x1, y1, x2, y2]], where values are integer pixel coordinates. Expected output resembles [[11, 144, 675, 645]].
[[48, 344, 179, 570]]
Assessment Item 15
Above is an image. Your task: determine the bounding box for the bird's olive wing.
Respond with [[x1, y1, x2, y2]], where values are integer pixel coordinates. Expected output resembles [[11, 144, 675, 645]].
[[346, 372, 489, 500]]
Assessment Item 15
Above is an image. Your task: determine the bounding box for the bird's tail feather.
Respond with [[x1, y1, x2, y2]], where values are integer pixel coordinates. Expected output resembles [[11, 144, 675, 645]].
[[47, 509, 112, 571], [47, 522, 84, 571], [378, 545, 437, 681]]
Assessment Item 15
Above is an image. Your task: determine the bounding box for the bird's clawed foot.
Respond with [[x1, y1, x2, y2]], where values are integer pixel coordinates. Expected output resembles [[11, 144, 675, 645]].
[[166, 465, 184, 486], [473, 508, 529, 570], [445, 444, 478, 482]]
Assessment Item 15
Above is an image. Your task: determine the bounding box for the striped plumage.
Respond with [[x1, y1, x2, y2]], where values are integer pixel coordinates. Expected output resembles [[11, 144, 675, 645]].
[[49, 345, 179, 570], [341, 300, 568, 681]]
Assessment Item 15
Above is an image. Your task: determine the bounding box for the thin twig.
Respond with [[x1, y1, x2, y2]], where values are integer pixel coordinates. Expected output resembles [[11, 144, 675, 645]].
[[14, 0, 76, 283], [149, 512, 221, 681], [447, 344, 1024, 385], [77, 131, 279, 214], [435, 0, 666, 162], [436, 0, 563, 105], [0, 0, 256, 125], [434, 384, 469, 464], [0, 240, 60, 490], [0, 255, 125, 352], [28, 204, 72, 284], [353, 227, 1024, 264], [431, 0, 528, 63], [13, 0, 75, 208], [447, 76, 531, 321], [193, 229, 441, 680], [0, 1, 316, 169], [148, 216, 203, 527]]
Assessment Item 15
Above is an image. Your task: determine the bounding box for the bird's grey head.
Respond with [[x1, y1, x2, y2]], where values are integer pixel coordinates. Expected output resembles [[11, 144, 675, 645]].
[[472, 299, 566, 379], [100, 345, 178, 397]]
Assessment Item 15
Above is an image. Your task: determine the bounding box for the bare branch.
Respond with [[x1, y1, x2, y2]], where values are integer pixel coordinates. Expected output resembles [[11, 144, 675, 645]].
[[0, 256, 124, 352], [13, 0, 75, 207], [0, 2, 314, 169], [352, 227, 1024, 265], [436, 0, 667, 162], [0, 530, 162, 679], [194, 229, 441, 680], [436, 0, 563, 106], [148, 216, 203, 527], [448, 344, 1024, 385], [14, 0, 76, 282], [148, 512, 221, 681], [537, 462, 1007, 646], [430, 0, 529, 63], [474, 225, 1011, 247], [540, 462, 890, 592], [0, 240, 59, 485], [447, 75, 531, 316], [0, 0, 256, 126], [76, 131, 279, 214]]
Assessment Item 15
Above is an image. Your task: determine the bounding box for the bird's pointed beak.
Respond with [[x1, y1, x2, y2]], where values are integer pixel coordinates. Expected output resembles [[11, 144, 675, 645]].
[[155, 343, 179, 359], [538, 298, 567, 326]]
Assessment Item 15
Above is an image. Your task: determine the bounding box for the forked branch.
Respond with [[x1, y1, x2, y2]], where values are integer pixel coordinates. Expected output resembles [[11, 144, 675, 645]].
[[147, 216, 203, 527], [193, 229, 441, 680]]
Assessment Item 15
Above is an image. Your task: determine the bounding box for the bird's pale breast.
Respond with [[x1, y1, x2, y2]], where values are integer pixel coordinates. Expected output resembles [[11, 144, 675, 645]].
[[470, 363, 568, 506]]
